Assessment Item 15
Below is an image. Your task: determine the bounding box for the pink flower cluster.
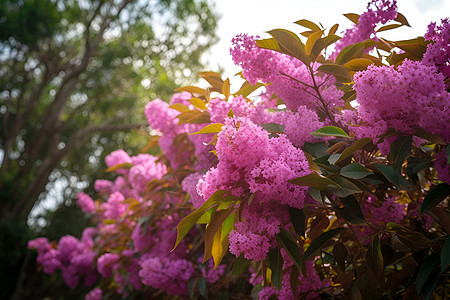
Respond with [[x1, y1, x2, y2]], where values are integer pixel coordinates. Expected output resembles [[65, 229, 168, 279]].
[[350, 60, 450, 144], [423, 18, 450, 78], [333, 0, 397, 55]]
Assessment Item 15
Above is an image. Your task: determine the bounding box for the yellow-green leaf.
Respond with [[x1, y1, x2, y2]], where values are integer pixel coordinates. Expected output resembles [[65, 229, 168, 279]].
[[204, 208, 235, 262], [268, 29, 311, 65], [256, 38, 280, 51], [343, 13, 360, 24], [222, 78, 230, 99], [395, 12, 410, 26], [329, 24, 339, 35], [188, 98, 207, 111], [310, 126, 350, 138], [189, 123, 224, 135], [305, 30, 323, 55], [169, 103, 190, 113], [105, 162, 133, 173], [377, 23, 403, 32], [199, 71, 224, 92], [317, 64, 352, 83], [234, 81, 265, 98], [175, 86, 205, 95], [172, 190, 230, 251], [294, 19, 321, 32], [343, 58, 374, 71]]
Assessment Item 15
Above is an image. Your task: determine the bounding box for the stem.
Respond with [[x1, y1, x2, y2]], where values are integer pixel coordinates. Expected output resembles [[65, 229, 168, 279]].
[[307, 65, 339, 126]]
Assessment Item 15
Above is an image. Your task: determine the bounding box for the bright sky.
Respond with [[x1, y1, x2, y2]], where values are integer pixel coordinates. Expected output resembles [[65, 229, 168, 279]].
[[204, 0, 449, 78]]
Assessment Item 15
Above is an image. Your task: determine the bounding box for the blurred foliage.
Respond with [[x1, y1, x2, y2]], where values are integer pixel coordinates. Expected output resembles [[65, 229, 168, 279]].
[[0, 0, 218, 299]]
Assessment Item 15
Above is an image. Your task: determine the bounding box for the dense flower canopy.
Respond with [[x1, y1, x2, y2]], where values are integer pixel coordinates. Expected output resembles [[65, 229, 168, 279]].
[[29, 1, 449, 299]]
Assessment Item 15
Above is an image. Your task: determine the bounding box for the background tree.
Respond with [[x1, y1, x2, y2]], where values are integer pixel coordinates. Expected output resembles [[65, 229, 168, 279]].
[[0, 0, 218, 298]]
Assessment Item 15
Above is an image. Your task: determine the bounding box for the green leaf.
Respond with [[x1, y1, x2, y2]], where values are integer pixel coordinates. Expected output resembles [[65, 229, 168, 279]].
[[189, 123, 224, 135], [376, 23, 403, 32], [420, 183, 450, 216], [197, 208, 214, 224], [416, 253, 440, 295], [309, 188, 324, 203], [340, 163, 372, 179], [302, 142, 329, 158], [294, 19, 321, 32], [262, 123, 285, 133], [441, 236, 450, 272], [304, 228, 345, 260], [289, 173, 340, 190], [173, 190, 230, 251], [199, 71, 224, 92], [406, 157, 431, 176], [305, 30, 323, 55], [316, 64, 352, 83], [366, 235, 384, 282], [386, 222, 431, 251], [343, 13, 360, 24], [388, 135, 412, 172], [310, 126, 349, 138], [414, 127, 445, 144], [334, 138, 372, 164], [288, 207, 306, 237], [276, 228, 303, 270], [372, 164, 400, 186], [268, 29, 311, 65], [343, 58, 374, 71], [268, 247, 284, 290], [394, 37, 427, 60], [333, 242, 347, 272], [339, 195, 365, 224]]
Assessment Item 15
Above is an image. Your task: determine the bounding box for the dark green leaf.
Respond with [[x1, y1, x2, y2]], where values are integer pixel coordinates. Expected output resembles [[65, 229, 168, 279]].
[[302, 142, 329, 158], [406, 157, 431, 176], [289, 207, 306, 237], [388, 135, 412, 172], [316, 64, 352, 83], [310, 126, 349, 138], [386, 222, 431, 251], [420, 183, 450, 216], [308, 188, 323, 203], [416, 253, 440, 295], [441, 236, 450, 272], [328, 175, 362, 197], [289, 173, 340, 190], [198, 277, 208, 299], [276, 228, 303, 270], [231, 254, 249, 276], [366, 235, 384, 281], [339, 195, 365, 224], [335, 39, 377, 65], [414, 127, 445, 144], [372, 164, 400, 186], [334, 138, 372, 164], [304, 228, 345, 259], [446, 145, 450, 165], [333, 242, 347, 272], [268, 247, 284, 290], [340, 163, 372, 179]]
